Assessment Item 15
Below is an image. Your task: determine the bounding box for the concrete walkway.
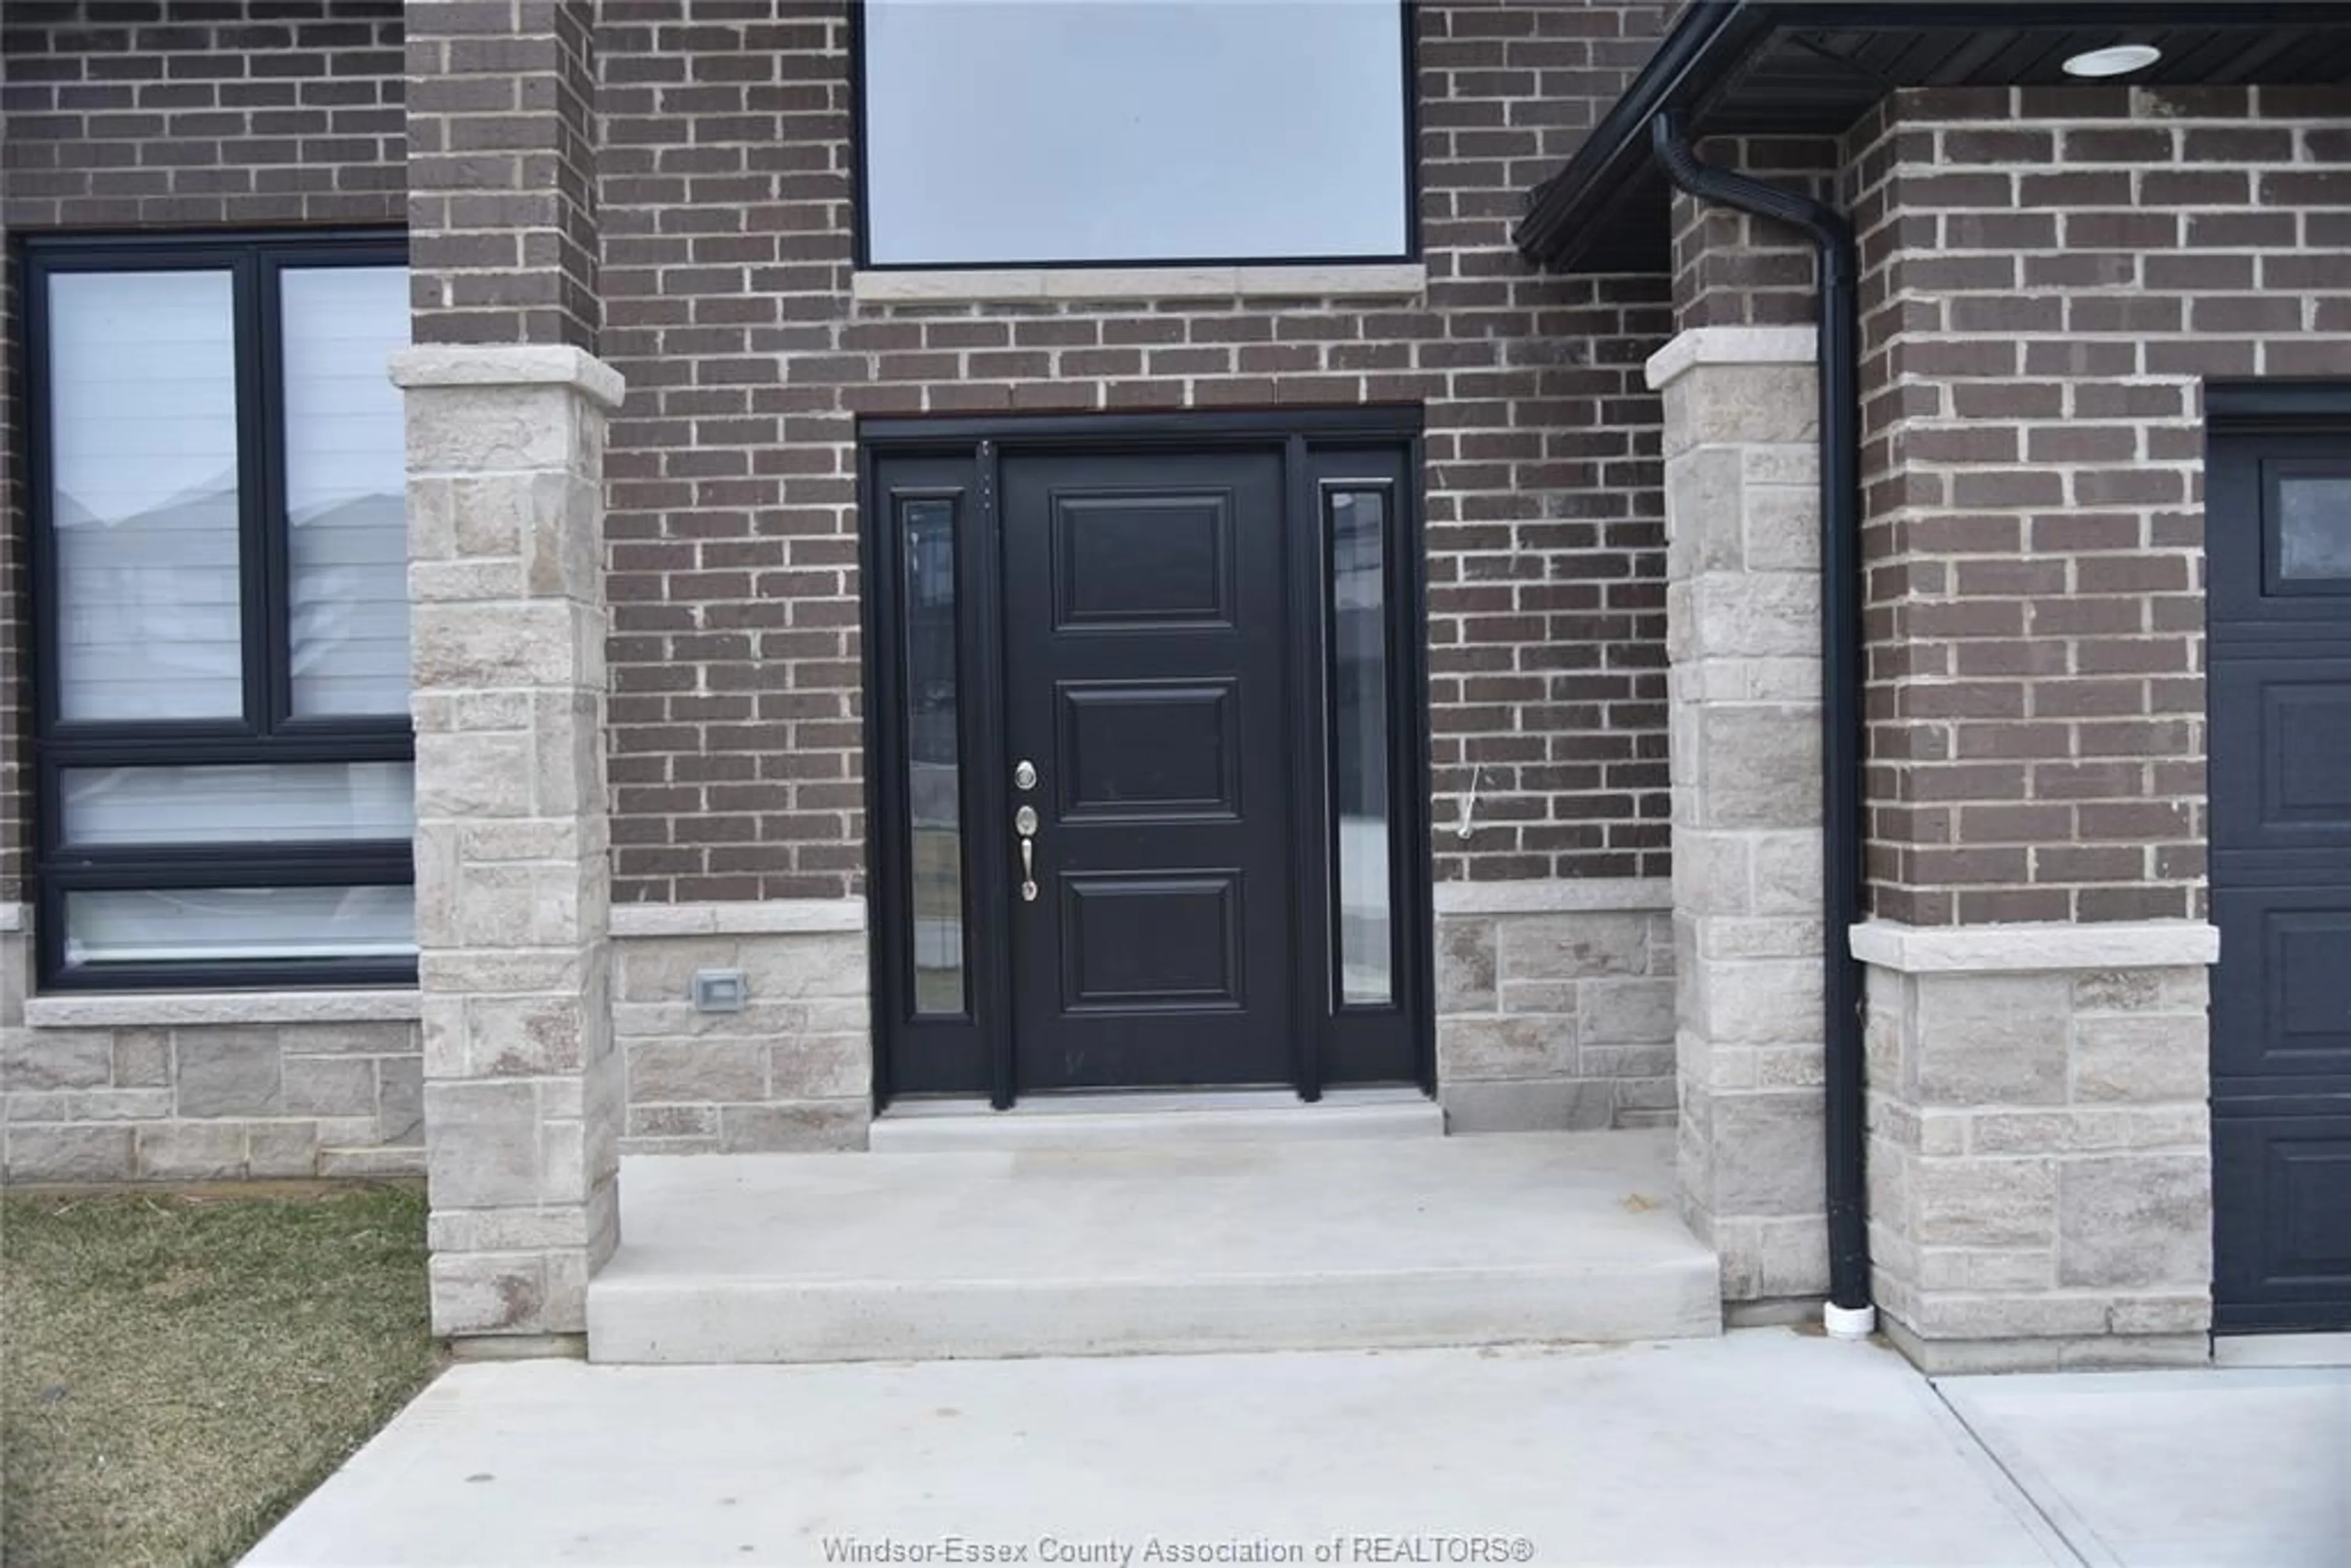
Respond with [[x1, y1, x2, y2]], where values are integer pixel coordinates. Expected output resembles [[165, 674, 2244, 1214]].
[[245, 1330, 2348, 1567], [1940, 1365, 2351, 1567]]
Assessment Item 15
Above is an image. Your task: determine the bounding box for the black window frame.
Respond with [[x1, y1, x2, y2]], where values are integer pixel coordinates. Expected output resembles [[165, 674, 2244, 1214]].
[[21, 229, 416, 992], [848, 1, 1423, 272]]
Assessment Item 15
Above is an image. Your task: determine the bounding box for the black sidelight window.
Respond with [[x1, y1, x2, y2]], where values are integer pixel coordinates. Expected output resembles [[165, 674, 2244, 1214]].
[[855, 0, 1415, 268], [24, 233, 416, 991], [899, 493, 967, 1015], [1327, 484, 1395, 1007]]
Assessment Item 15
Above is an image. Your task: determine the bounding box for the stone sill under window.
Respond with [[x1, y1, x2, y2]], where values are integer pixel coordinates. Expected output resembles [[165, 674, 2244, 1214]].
[[23, 989, 422, 1029], [851, 262, 1428, 307]]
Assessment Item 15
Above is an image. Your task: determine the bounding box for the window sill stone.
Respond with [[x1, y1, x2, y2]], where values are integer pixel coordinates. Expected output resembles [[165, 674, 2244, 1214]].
[[24, 989, 422, 1029], [852, 263, 1428, 307]]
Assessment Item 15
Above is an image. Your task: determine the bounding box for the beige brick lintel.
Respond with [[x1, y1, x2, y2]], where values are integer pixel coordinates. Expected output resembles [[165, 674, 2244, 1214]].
[[851, 263, 1428, 307], [1644, 325, 1819, 392], [609, 898, 868, 937], [1850, 918, 2219, 975], [1432, 877, 1671, 917]]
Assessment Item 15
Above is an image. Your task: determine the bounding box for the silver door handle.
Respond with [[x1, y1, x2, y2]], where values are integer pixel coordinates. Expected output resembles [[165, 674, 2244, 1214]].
[[1015, 805, 1038, 902]]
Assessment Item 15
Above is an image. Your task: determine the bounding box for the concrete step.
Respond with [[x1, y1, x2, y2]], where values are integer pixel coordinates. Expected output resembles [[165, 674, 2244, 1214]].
[[868, 1087, 1443, 1153], [587, 1128, 1722, 1364]]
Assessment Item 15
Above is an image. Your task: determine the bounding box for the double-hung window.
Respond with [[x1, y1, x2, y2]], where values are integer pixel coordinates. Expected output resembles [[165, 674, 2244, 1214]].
[[855, 0, 1415, 268], [25, 233, 416, 991]]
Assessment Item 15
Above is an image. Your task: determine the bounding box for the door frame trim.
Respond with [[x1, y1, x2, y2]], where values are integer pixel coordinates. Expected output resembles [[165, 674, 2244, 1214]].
[[858, 408, 1433, 1111]]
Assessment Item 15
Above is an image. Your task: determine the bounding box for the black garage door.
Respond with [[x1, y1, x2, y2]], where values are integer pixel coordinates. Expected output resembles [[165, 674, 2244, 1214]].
[[2208, 423, 2351, 1334]]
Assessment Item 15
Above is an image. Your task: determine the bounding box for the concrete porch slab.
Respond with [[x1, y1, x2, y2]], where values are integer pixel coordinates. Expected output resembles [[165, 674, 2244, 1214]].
[[247, 1331, 2069, 1567], [586, 1129, 1720, 1363], [869, 1086, 1443, 1153]]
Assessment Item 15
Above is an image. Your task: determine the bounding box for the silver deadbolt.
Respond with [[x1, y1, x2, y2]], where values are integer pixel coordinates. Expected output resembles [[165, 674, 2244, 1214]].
[[1014, 759, 1038, 792]]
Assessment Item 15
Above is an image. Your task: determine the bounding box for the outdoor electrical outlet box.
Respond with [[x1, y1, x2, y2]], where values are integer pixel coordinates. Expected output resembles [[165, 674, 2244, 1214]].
[[691, 969, 748, 1014]]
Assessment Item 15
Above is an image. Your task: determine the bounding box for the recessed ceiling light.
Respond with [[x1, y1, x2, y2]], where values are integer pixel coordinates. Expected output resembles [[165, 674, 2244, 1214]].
[[2063, 43, 2163, 78]]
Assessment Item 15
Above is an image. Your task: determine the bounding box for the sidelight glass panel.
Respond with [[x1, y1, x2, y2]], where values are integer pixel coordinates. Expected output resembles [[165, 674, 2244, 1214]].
[[62, 761, 414, 847], [282, 265, 413, 716], [48, 269, 244, 721], [903, 497, 966, 1014], [2278, 475, 2351, 581], [861, 0, 1409, 266], [64, 884, 415, 967], [1329, 487, 1392, 1005]]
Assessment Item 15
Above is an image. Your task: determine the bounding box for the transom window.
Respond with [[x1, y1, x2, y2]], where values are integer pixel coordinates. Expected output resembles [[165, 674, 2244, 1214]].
[[856, 0, 1415, 268], [26, 233, 415, 990]]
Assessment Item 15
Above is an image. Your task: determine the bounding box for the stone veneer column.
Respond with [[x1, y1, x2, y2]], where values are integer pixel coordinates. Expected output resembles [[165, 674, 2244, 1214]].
[[1858, 921, 2218, 1371], [392, 345, 624, 1341], [1648, 326, 1829, 1305]]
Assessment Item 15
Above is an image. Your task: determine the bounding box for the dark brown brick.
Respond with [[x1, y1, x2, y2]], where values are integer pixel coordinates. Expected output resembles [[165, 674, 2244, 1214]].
[[588, 0, 1680, 901], [1848, 81, 2349, 925]]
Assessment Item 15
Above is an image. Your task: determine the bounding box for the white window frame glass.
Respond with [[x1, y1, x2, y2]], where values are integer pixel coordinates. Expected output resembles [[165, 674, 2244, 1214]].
[[26, 232, 416, 991], [855, 0, 1418, 269]]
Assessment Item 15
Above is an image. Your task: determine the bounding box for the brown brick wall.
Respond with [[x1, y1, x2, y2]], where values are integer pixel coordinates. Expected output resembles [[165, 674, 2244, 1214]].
[[403, 0, 599, 347], [1850, 84, 2351, 926], [0, 0, 408, 906], [1669, 135, 1838, 330], [592, 0, 1681, 906], [0, 0, 405, 231]]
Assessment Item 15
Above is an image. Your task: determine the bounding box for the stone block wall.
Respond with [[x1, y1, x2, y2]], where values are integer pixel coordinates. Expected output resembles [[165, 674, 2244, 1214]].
[[0, 923, 423, 1183], [1859, 925, 2218, 1370], [1434, 885, 1675, 1132], [614, 910, 869, 1153]]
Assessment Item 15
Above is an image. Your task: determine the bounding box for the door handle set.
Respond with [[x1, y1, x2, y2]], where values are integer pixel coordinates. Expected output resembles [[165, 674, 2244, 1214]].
[[1014, 765, 1040, 902]]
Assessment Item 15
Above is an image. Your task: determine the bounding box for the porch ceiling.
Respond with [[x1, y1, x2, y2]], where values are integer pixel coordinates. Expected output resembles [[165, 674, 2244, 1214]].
[[1517, 0, 2351, 274]]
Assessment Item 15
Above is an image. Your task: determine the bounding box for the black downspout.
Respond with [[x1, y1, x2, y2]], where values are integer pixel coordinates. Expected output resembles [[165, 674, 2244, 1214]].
[[1649, 111, 1873, 1320]]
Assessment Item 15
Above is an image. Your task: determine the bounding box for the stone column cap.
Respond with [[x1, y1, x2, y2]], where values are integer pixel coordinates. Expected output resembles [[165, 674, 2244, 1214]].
[[391, 343, 624, 411], [1851, 918, 2219, 973], [1645, 326, 1820, 392]]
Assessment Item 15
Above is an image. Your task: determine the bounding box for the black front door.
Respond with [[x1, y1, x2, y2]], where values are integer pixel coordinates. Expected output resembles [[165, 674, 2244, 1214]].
[[864, 412, 1430, 1108], [1000, 450, 1294, 1090], [2209, 426, 2351, 1333]]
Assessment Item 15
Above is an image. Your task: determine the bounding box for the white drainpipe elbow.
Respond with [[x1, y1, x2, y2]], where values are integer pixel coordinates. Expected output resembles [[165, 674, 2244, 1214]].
[[1823, 1301, 1878, 1341]]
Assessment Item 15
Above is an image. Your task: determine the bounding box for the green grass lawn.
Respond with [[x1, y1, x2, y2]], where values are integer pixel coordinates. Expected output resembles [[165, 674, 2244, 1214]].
[[1, 1182, 440, 1568]]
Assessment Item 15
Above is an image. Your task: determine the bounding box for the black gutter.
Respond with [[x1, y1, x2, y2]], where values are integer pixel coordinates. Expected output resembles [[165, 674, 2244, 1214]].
[[1649, 112, 1872, 1319], [1514, 2, 1769, 270], [1518, 0, 2351, 274]]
